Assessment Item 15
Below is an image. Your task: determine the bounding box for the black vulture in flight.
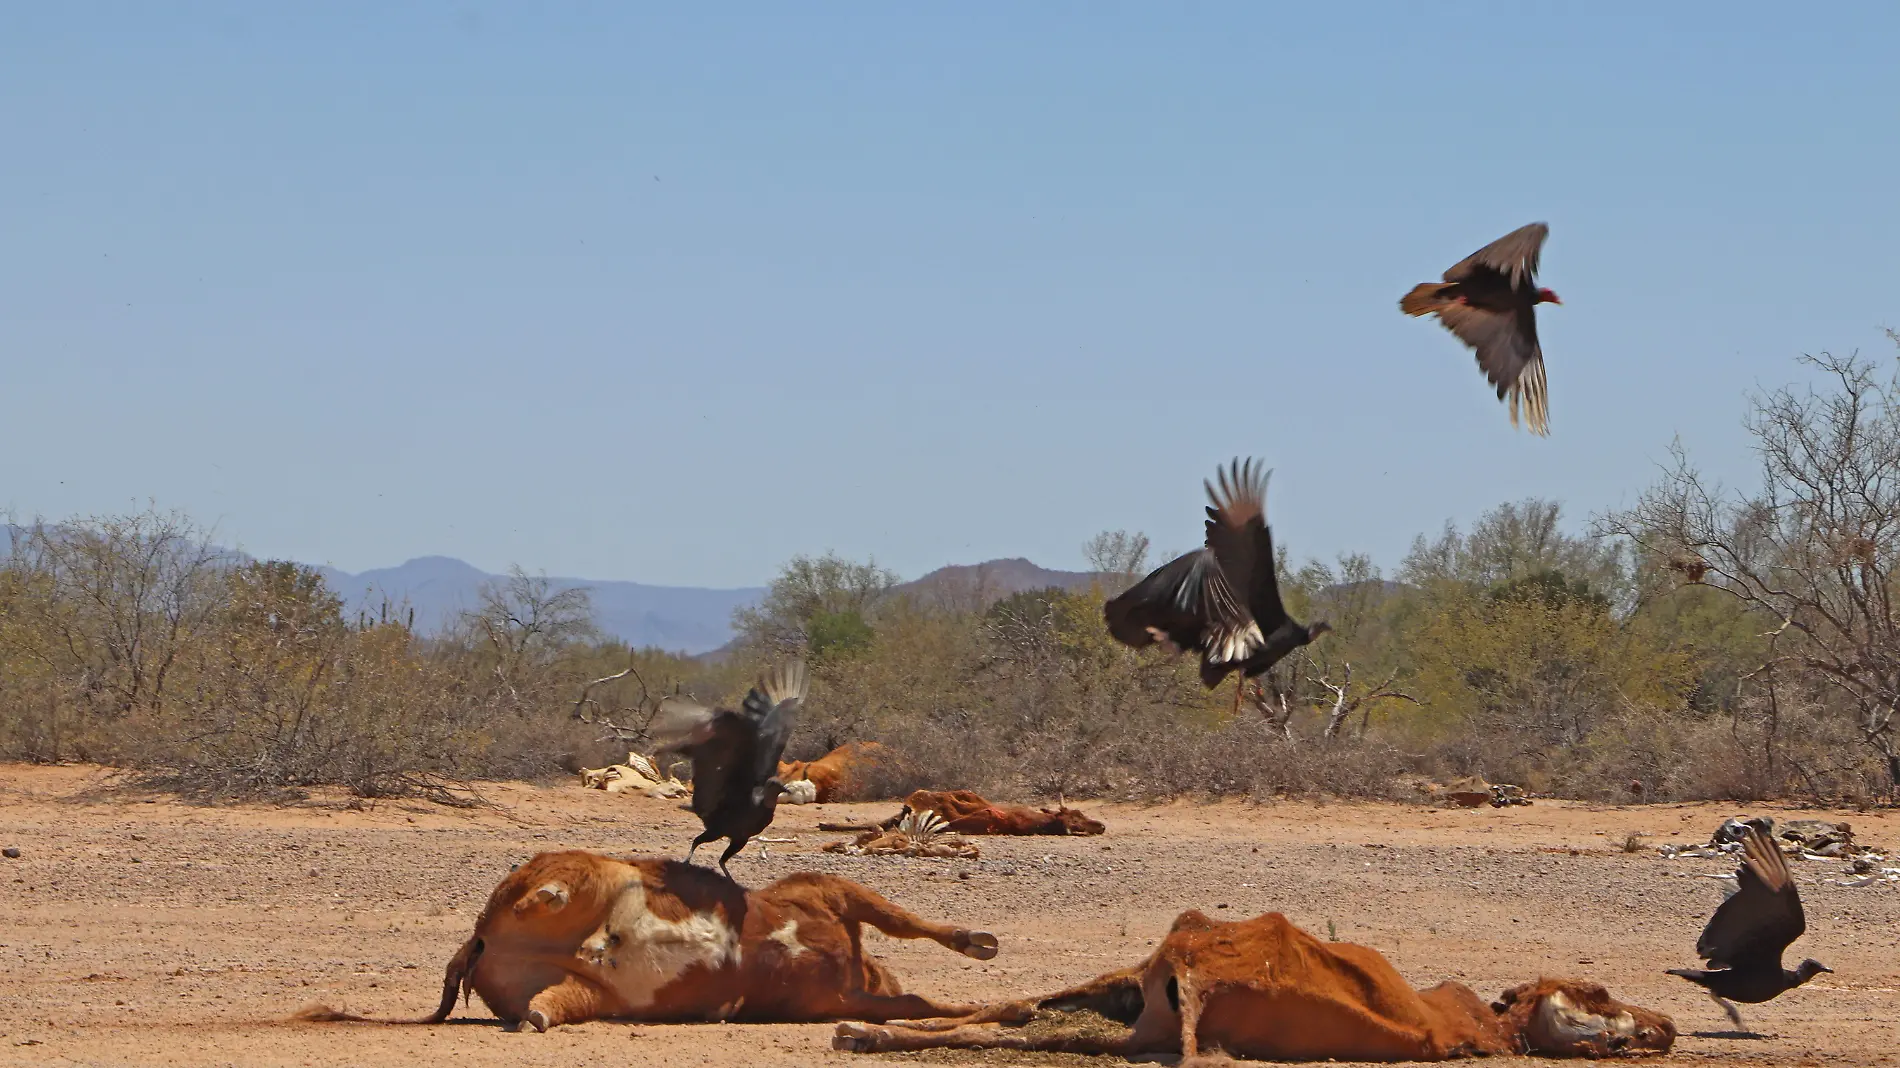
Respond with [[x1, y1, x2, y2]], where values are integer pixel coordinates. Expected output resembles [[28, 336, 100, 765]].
[[1666, 825, 1832, 1028], [1103, 458, 1330, 715], [1400, 222, 1561, 436], [651, 659, 808, 877]]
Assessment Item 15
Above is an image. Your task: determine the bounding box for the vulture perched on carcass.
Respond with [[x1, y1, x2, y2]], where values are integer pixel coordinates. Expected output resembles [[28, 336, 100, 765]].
[[1666, 825, 1832, 1029], [1103, 458, 1331, 715], [651, 659, 808, 877], [1400, 222, 1561, 436]]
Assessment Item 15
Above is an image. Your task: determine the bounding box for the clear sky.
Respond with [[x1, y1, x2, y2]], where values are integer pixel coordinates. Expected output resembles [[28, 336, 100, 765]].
[[4, 3, 1897, 588]]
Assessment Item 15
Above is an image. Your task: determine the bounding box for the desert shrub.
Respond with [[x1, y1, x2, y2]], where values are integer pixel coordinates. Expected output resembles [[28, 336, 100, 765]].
[[0, 510, 715, 801]]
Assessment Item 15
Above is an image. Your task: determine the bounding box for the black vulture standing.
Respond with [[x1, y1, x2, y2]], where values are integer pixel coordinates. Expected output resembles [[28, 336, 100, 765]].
[[1399, 222, 1561, 436], [1666, 826, 1832, 1028], [1103, 458, 1331, 716], [651, 659, 808, 877]]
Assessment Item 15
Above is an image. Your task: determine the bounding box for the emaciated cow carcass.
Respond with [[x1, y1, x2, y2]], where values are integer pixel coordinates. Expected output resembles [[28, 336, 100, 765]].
[[297, 850, 998, 1032], [834, 909, 1674, 1061], [890, 789, 1105, 836], [777, 740, 895, 803]]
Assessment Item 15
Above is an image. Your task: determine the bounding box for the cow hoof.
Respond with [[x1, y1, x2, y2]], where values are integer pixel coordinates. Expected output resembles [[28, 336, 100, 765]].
[[959, 931, 999, 960], [832, 1023, 878, 1052], [515, 1009, 550, 1033]]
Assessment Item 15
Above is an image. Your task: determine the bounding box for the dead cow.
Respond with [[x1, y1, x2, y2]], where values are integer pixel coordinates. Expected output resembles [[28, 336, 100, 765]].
[[777, 741, 895, 803], [299, 850, 997, 1032], [835, 910, 1674, 1061], [891, 789, 1105, 836]]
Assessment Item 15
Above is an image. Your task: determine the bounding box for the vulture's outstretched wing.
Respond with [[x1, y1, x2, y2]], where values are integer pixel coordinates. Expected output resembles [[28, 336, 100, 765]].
[[1103, 548, 1261, 667], [648, 695, 719, 751], [1696, 827, 1807, 969], [1433, 301, 1548, 434], [740, 660, 807, 787], [1443, 221, 1548, 289], [1201, 458, 1289, 643]]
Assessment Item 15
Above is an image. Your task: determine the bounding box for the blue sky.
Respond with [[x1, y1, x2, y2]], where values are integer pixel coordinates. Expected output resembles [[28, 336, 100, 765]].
[[4, 3, 1896, 588]]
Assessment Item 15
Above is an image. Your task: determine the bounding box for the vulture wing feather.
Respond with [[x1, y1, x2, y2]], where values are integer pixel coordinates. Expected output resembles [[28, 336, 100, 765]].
[[1695, 827, 1808, 968], [1442, 222, 1548, 288], [741, 659, 807, 787], [1203, 458, 1289, 638]]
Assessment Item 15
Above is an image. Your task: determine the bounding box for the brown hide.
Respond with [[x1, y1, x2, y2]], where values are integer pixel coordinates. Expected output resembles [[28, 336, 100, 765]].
[[898, 789, 1105, 836], [777, 741, 893, 803], [299, 851, 997, 1032], [835, 910, 1674, 1061]]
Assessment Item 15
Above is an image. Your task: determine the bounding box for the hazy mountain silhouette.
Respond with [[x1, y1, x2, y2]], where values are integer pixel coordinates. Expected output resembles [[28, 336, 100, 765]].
[[315, 556, 765, 656], [5, 525, 1127, 657], [692, 557, 1112, 662]]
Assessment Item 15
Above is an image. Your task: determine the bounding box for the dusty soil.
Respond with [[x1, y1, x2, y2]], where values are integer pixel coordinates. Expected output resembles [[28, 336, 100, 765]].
[[1, 765, 1896, 1067]]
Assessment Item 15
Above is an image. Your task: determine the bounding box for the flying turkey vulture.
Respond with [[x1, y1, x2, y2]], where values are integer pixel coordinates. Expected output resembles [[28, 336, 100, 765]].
[[1400, 222, 1561, 436], [1665, 826, 1832, 1029], [651, 659, 808, 877], [1103, 458, 1331, 715]]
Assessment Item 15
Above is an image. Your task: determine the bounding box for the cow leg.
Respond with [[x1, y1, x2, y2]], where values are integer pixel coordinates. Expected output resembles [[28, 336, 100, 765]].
[[834, 1020, 1128, 1055], [517, 975, 608, 1033], [1175, 972, 1205, 1057], [830, 989, 983, 1024], [833, 881, 999, 961]]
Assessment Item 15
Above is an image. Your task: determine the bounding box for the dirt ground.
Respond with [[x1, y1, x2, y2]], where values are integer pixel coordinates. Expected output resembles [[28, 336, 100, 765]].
[[1, 766, 1897, 1068]]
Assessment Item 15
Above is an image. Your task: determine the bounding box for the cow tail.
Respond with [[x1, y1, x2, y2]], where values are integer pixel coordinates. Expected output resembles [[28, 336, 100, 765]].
[[289, 935, 483, 1025], [430, 935, 484, 1022]]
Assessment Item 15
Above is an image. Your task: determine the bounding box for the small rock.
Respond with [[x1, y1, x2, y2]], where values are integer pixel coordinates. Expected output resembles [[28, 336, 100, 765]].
[[2, 847, 20, 859]]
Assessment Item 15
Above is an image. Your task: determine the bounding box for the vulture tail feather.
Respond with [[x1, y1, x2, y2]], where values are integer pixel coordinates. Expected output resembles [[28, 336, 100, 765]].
[[1399, 283, 1452, 316]]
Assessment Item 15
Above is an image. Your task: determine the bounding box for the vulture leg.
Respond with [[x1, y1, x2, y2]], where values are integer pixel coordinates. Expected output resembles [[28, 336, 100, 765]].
[[1232, 677, 1244, 718], [685, 829, 718, 867], [1715, 995, 1744, 1031], [717, 836, 749, 879]]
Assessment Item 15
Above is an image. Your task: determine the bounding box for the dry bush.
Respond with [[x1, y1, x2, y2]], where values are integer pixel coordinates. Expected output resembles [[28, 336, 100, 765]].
[[0, 509, 716, 801]]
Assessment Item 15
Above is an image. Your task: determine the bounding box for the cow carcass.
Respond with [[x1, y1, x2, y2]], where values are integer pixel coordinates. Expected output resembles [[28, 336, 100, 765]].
[[889, 789, 1105, 836], [297, 850, 997, 1032], [777, 741, 895, 803], [834, 909, 1674, 1061]]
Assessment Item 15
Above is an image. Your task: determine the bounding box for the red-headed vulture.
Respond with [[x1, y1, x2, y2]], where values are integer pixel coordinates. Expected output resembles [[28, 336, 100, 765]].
[[1400, 222, 1561, 436]]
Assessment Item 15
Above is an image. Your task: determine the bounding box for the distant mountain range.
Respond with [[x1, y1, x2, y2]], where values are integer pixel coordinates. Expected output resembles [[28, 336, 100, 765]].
[[3, 525, 1109, 655], [318, 555, 1110, 656], [314, 556, 767, 656]]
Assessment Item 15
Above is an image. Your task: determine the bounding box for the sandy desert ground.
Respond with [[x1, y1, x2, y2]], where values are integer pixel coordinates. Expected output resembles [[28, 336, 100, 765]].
[[1, 764, 1897, 1067]]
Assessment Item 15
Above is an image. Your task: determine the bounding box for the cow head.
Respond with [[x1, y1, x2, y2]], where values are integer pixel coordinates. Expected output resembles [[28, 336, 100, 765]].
[[1043, 807, 1107, 836], [1495, 980, 1675, 1057]]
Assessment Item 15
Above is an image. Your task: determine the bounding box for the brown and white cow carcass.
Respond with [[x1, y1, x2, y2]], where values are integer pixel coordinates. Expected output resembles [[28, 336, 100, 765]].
[[891, 789, 1106, 836], [835, 909, 1674, 1061], [300, 850, 997, 1032]]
